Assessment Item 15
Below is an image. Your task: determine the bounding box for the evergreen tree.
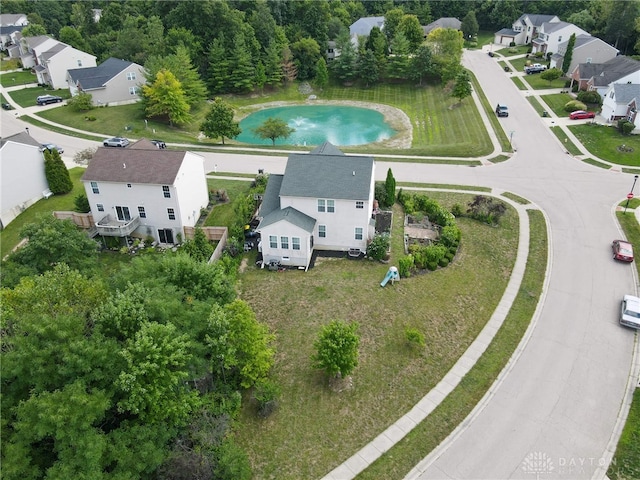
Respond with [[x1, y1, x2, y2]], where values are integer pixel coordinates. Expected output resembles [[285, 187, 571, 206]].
[[387, 32, 411, 81], [254, 61, 267, 92], [357, 49, 379, 87], [331, 31, 358, 84], [561, 33, 576, 74], [384, 168, 396, 207], [264, 42, 285, 87], [409, 44, 435, 85], [315, 57, 329, 89], [229, 33, 256, 93], [281, 45, 298, 83], [207, 37, 232, 94], [461, 11, 479, 41], [44, 148, 72, 194]]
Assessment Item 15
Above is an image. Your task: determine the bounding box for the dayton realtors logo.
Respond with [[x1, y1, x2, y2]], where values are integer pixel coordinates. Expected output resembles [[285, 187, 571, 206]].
[[521, 451, 554, 478]]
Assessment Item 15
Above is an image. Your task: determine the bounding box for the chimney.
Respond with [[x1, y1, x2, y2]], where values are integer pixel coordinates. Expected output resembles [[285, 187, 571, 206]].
[[123, 163, 126, 168], [352, 171, 355, 176]]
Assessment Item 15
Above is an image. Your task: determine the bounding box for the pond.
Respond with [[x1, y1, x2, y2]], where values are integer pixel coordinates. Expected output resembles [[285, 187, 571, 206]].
[[236, 105, 396, 146]]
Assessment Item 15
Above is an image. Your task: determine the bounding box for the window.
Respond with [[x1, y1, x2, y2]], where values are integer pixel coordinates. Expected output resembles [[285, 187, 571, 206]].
[[167, 208, 175, 220], [162, 185, 171, 198], [126, 71, 137, 81], [129, 86, 139, 95], [355, 227, 363, 240], [138, 206, 146, 218], [319, 225, 326, 238], [317, 199, 325, 212], [356, 201, 364, 209], [586, 57, 592, 64], [115, 206, 131, 221], [91, 181, 99, 194], [77, 59, 82, 67], [269, 235, 277, 248], [558, 36, 562, 43], [97, 203, 104, 212], [280, 236, 289, 249], [292, 237, 301, 250], [327, 200, 335, 213], [158, 228, 174, 244]]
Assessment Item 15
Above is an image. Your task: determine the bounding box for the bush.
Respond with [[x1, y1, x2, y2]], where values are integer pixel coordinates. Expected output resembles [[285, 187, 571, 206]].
[[44, 149, 72, 194], [577, 90, 601, 105], [398, 254, 414, 278], [509, 41, 516, 47], [451, 203, 464, 217], [74, 193, 90, 213], [405, 327, 425, 347], [440, 225, 461, 247], [618, 119, 635, 135], [367, 232, 390, 261], [253, 378, 281, 418], [564, 100, 587, 112], [438, 257, 449, 267], [67, 92, 94, 111]]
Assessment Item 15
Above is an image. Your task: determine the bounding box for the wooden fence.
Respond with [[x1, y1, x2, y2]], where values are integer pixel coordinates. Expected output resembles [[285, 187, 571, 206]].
[[53, 211, 94, 228], [183, 226, 229, 263]]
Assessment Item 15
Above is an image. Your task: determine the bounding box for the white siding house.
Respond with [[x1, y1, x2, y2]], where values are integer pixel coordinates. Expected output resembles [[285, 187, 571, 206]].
[[494, 13, 560, 46], [0, 132, 50, 229], [257, 143, 376, 270], [601, 83, 640, 129], [531, 22, 589, 56], [81, 140, 208, 244], [550, 35, 618, 74]]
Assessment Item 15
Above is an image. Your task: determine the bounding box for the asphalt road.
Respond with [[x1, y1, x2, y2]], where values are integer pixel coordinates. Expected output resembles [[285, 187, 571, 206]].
[[2, 50, 638, 479]]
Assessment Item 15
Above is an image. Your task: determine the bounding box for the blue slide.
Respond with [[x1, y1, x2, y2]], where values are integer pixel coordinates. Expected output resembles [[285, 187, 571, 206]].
[[380, 270, 394, 287]]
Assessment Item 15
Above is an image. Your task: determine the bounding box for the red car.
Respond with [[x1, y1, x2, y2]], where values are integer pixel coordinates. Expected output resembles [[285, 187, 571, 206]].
[[613, 239, 634, 262], [569, 110, 596, 120]]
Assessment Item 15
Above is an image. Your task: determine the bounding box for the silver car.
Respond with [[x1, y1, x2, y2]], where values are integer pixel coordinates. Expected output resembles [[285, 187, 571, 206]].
[[103, 137, 130, 147], [620, 295, 640, 329], [40, 143, 64, 154]]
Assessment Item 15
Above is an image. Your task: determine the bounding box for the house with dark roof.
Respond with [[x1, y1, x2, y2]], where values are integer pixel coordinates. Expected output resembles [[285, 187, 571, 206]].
[[550, 35, 618, 74], [494, 13, 560, 46], [423, 17, 461, 37], [81, 139, 208, 244], [257, 143, 376, 270], [571, 56, 640, 94], [601, 83, 640, 129], [531, 21, 589, 56], [67, 58, 144, 106], [0, 132, 50, 229]]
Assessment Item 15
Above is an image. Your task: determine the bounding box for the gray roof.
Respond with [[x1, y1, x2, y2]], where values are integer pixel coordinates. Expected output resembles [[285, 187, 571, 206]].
[[612, 83, 640, 104], [259, 174, 284, 218], [280, 142, 374, 201], [0, 25, 24, 35], [424, 17, 461, 35], [25, 35, 52, 49], [350, 16, 384, 36], [40, 42, 67, 62], [495, 28, 518, 36], [0, 131, 42, 149], [587, 56, 640, 86], [517, 14, 558, 27], [68, 57, 137, 90], [82, 148, 187, 185], [541, 21, 575, 34], [0, 14, 26, 26], [259, 206, 316, 232]]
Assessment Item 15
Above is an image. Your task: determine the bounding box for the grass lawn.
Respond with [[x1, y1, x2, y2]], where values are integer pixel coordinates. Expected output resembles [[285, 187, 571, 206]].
[[569, 124, 640, 166], [9, 85, 71, 107], [474, 31, 495, 48], [0, 58, 21, 71], [527, 96, 546, 116], [0, 70, 36, 87], [0, 168, 86, 258], [234, 193, 520, 479], [204, 178, 253, 229], [550, 126, 583, 156], [538, 93, 574, 117], [524, 74, 567, 90], [495, 45, 529, 56], [508, 57, 529, 72], [609, 389, 640, 480], [511, 76, 527, 90], [469, 72, 512, 152]]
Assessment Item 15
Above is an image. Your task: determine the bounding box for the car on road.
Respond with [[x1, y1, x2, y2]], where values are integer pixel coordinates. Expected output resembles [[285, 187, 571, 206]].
[[569, 110, 596, 120], [495, 104, 509, 117], [612, 239, 634, 262], [36, 95, 63, 105], [151, 139, 166, 149], [40, 143, 64, 154], [620, 294, 640, 329], [2, 102, 14, 110], [103, 137, 130, 147]]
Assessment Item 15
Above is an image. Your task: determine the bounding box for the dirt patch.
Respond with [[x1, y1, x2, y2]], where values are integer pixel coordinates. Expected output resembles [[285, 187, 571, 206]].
[[239, 257, 249, 273]]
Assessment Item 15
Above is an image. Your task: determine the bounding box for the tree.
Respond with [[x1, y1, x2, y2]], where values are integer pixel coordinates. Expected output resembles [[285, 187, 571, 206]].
[[383, 8, 405, 45], [21, 23, 47, 36], [357, 49, 379, 87], [44, 148, 72, 194], [200, 97, 241, 145], [253, 117, 295, 146], [290, 37, 321, 81], [281, 45, 298, 83], [67, 91, 93, 111], [181, 227, 214, 263], [254, 61, 267, 92], [384, 168, 396, 207], [228, 33, 256, 93], [427, 27, 464, 83], [461, 11, 479, 41], [409, 44, 435, 85], [145, 46, 207, 106], [74, 193, 90, 213], [58, 25, 92, 52], [399, 14, 424, 53], [540, 67, 562, 85], [312, 320, 360, 378], [142, 69, 191, 126], [387, 32, 411, 80], [561, 33, 576, 74], [330, 31, 358, 84], [315, 57, 329, 89], [452, 69, 472, 103]]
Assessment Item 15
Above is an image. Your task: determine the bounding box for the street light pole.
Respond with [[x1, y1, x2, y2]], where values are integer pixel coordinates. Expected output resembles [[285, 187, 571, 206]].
[[624, 174, 639, 213]]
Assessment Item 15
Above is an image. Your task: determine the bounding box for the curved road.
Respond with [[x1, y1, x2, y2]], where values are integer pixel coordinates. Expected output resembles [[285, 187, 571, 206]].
[[2, 49, 638, 479]]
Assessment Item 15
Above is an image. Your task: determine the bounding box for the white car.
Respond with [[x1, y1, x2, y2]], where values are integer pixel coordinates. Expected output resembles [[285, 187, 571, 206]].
[[103, 137, 129, 147], [620, 295, 640, 329]]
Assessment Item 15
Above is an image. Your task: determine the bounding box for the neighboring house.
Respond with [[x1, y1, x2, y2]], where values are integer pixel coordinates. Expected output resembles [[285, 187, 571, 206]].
[[0, 13, 27, 51], [571, 56, 640, 94], [0, 132, 50, 229], [423, 17, 461, 37], [81, 139, 209, 244], [350, 16, 384, 38], [257, 142, 376, 270], [494, 13, 560, 46], [531, 21, 589, 56], [67, 57, 144, 106], [326, 40, 339, 62], [600, 83, 640, 129], [550, 35, 618, 74], [15, 34, 57, 68]]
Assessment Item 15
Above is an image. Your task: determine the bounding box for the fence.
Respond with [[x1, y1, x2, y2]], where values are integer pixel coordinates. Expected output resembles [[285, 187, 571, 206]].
[[53, 211, 94, 228], [183, 226, 229, 263]]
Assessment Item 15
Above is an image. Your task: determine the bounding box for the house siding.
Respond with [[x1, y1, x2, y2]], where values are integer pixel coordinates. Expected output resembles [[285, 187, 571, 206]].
[[43, 47, 96, 89], [260, 221, 313, 268], [69, 64, 145, 106]]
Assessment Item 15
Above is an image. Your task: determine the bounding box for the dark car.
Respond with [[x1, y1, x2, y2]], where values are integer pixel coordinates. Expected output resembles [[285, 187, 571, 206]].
[[569, 110, 596, 120], [151, 139, 166, 149], [36, 95, 63, 105], [495, 104, 509, 117], [2, 102, 14, 110], [612, 239, 634, 262]]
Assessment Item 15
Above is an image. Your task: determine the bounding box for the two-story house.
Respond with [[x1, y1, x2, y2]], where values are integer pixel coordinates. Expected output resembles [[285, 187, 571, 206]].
[[423, 17, 461, 37], [531, 21, 589, 56], [494, 13, 560, 46], [600, 83, 640, 129], [571, 56, 640, 95], [67, 58, 144, 106], [0, 13, 28, 51], [81, 140, 208, 245], [0, 132, 50, 229], [257, 143, 376, 270], [550, 35, 618, 74]]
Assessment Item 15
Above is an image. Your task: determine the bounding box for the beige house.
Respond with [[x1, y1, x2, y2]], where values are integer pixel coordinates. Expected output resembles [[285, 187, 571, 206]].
[[550, 35, 618, 74], [67, 58, 144, 106]]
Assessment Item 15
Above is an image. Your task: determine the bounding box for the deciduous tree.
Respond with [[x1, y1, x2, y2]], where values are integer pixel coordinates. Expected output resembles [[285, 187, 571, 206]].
[[452, 69, 472, 103], [461, 10, 479, 41], [312, 320, 360, 378], [253, 117, 295, 146], [142, 69, 191, 126], [200, 97, 241, 145]]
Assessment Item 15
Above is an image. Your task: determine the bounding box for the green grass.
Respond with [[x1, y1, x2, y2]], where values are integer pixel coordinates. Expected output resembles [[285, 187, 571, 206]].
[[357, 209, 547, 479], [204, 178, 253, 229], [397, 183, 491, 192], [511, 76, 527, 90], [569, 124, 640, 167], [0, 168, 86, 258], [234, 193, 521, 479], [527, 95, 546, 116], [502, 192, 530, 204], [540, 93, 577, 117], [509, 57, 529, 72], [617, 198, 640, 210], [550, 126, 583, 155], [495, 45, 529, 56], [9, 86, 71, 107], [489, 154, 510, 163], [474, 31, 495, 48], [0, 58, 21, 71], [0, 70, 37, 87], [615, 209, 640, 281], [623, 167, 640, 175], [469, 72, 512, 152], [524, 75, 567, 90], [609, 389, 640, 480], [583, 158, 612, 169]]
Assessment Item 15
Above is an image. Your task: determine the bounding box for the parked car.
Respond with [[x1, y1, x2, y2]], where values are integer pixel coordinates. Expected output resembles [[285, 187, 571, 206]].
[[620, 294, 640, 329], [2, 102, 14, 110], [612, 239, 634, 262], [495, 104, 509, 117], [524, 63, 547, 74], [151, 139, 166, 149], [103, 137, 130, 147], [40, 143, 64, 154], [36, 94, 63, 105], [569, 110, 596, 120]]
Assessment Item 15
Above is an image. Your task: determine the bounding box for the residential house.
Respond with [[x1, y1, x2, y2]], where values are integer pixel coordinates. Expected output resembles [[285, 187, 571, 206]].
[[550, 35, 618, 74], [600, 83, 640, 129], [0, 24, 25, 51], [494, 13, 560, 46], [423, 17, 461, 37], [67, 57, 144, 106], [350, 16, 384, 39], [81, 139, 209, 244], [571, 56, 640, 95], [14, 34, 57, 68], [531, 21, 588, 56], [257, 142, 376, 270], [0, 13, 28, 51], [0, 132, 50, 229], [326, 40, 339, 62]]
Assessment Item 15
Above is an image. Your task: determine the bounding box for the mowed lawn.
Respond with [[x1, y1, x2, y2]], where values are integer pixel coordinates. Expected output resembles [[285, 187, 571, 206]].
[[570, 124, 640, 166], [234, 193, 518, 479]]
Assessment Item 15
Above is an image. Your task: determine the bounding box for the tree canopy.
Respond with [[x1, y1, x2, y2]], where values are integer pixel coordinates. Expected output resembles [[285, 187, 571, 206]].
[[253, 117, 295, 146], [200, 97, 241, 144]]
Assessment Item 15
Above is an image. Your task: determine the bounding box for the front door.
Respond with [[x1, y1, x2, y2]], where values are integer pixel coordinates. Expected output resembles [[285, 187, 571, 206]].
[[158, 228, 174, 244], [115, 206, 131, 221]]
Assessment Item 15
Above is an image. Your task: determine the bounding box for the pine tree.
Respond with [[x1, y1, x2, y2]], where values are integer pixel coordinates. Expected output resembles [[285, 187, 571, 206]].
[[384, 168, 396, 207], [44, 149, 72, 194], [561, 33, 576, 74]]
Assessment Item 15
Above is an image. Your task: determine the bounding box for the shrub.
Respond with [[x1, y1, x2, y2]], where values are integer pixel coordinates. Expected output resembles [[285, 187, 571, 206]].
[[451, 203, 464, 217], [564, 100, 587, 112], [577, 90, 601, 105], [427, 261, 438, 271], [534, 51, 544, 58], [405, 327, 425, 347], [374, 182, 387, 208], [67, 92, 94, 111], [423, 244, 447, 267], [618, 119, 635, 135], [73, 147, 97, 165], [438, 257, 449, 267], [466, 195, 507, 225], [398, 254, 414, 278], [74, 193, 90, 213], [509, 41, 516, 47], [253, 378, 281, 418], [440, 224, 461, 247], [367, 232, 390, 261], [44, 149, 72, 194]]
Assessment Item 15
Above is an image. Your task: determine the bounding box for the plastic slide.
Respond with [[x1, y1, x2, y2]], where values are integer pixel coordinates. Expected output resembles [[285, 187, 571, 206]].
[[380, 270, 394, 287]]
